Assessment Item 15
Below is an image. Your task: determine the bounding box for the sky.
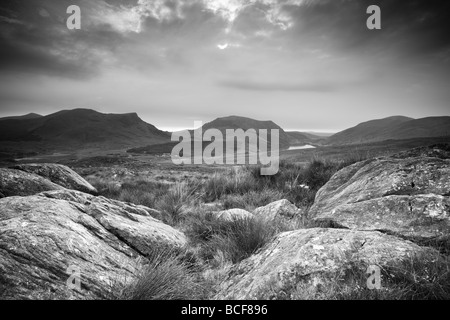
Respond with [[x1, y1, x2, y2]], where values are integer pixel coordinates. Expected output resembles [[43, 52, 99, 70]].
[[0, 0, 449, 132]]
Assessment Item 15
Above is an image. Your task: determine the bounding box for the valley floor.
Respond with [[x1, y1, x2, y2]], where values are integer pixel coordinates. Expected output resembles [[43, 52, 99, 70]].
[[1, 138, 450, 300]]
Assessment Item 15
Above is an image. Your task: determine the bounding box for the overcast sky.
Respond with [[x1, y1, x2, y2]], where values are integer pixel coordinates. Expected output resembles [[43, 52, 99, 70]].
[[0, 0, 449, 132]]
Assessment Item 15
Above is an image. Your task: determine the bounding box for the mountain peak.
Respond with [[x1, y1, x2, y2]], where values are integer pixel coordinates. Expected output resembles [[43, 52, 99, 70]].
[[0, 108, 170, 150]]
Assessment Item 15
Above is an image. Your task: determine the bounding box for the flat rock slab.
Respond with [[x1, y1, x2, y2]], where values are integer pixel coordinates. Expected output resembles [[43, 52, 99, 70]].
[[11, 164, 98, 195], [0, 168, 65, 198], [309, 145, 450, 241], [214, 228, 437, 300], [309, 156, 450, 217], [315, 194, 450, 240]]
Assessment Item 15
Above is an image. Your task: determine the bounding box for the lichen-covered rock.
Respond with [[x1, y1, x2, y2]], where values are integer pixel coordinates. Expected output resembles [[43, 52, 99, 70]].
[[214, 208, 253, 221], [38, 190, 187, 252], [0, 168, 65, 197], [309, 145, 450, 240], [315, 195, 450, 240], [214, 228, 437, 300], [11, 163, 98, 195], [253, 199, 300, 221], [39, 189, 162, 220], [0, 193, 187, 299]]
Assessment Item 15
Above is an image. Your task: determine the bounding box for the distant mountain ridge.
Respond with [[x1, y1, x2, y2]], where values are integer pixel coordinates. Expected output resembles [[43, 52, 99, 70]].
[[326, 116, 450, 146], [2, 110, 449, 156], [0, 109, 170, 151], [0, 113, 43, 121]]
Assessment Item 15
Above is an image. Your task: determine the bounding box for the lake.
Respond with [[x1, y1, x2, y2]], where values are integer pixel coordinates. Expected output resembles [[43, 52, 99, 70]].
[[288, 145, 317, 151]]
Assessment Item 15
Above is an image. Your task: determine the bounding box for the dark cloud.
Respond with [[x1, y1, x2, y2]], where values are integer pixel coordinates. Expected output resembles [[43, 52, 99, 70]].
[[283, 0, 450, 59], [3, 0, 448, 78], [0, 0, 127, 78]]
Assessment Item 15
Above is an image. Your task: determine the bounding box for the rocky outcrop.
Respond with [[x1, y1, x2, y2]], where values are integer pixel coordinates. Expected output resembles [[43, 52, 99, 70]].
[[11, 164, 98, 195], [214, 228, 437, 300], [39, 189, 163, 220], [0, 168, 65, 198], [253, 199, 300, 221], [0, 191, 187, 300], [214, 208, 253, 221], [309, 145, 450, 241]]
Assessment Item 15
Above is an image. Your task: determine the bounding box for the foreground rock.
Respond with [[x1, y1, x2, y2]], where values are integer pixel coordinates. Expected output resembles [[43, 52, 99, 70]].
[[253, 199, 300, 221], [11, 163, 98, 195], [40, 189, 163, 220], [214, 228, 437, 300], [39, 190, 187, 254], [309, 145, 450, 241], [0, 191, 187, 299], [0, 168, 64, 198]]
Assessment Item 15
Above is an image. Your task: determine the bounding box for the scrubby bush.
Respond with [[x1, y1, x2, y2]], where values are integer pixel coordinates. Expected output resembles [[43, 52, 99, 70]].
[[222, 188, 285, 211], [156, 182, 201, 226], [185, 213, 299, 265], [89, 177, 171, 209], [117, 248, 207, 300]]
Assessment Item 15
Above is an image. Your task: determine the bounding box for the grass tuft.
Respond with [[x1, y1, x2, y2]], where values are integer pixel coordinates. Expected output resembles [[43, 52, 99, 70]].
[[117, 248, 207, 300]]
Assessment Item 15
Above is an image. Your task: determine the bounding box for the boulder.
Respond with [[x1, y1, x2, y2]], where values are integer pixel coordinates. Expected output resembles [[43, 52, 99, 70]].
[[214, 208, 253, 222], [0, 192, 187, 299], [11, 164, 98, 195], [38, 190, 187, 253], [309, 145, 450, 240], [214, 228, 437, 300], [315, 195, 450, 240], [0, 168, 65, 198], [253, 199, 300, 221], [39, 189, 162, 220]]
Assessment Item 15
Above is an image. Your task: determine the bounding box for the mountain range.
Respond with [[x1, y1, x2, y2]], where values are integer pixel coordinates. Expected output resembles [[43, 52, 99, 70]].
[[0, 109, 170, 151], [1, 109, 449, 156]]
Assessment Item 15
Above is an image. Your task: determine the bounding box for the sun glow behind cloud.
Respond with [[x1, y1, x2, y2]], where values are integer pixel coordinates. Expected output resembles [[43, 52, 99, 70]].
[[95, 0, 311, 34], [217, 43, 229, 50]]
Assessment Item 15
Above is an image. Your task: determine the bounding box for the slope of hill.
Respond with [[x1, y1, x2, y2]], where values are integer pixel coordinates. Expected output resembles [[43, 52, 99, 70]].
[[327, 116, 450, 146], [286, 131, 324, 146], [326, 116, 414, 146], [0, 109, 170, 151], [0, 113, 43, 121], [390, 117, 450, 140]]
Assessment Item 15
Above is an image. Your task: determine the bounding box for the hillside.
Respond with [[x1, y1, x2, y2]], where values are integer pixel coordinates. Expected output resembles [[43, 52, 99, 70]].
[[286, 131, 324, 146], [199, 116, 291, 150], [326, 116, 450, 146], [129, 115, 292, 155], [0, 109, 170, 151], [0, 113, 43, 121]]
